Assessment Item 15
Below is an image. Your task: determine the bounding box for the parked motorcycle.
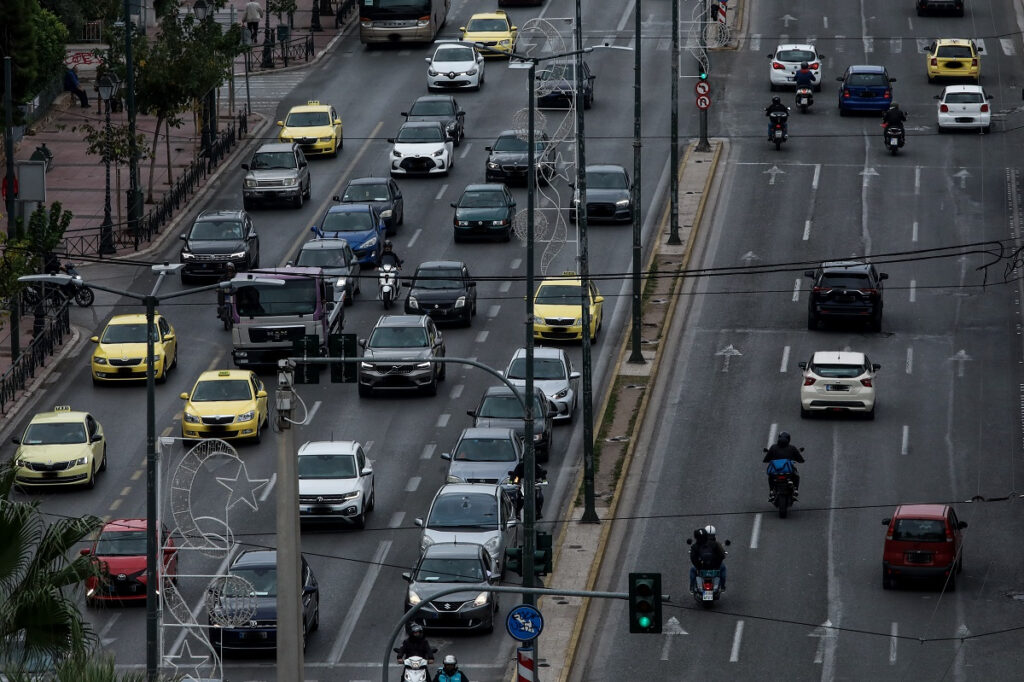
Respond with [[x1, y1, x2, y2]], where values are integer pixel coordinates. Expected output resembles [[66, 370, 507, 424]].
[[685, 537, 730, 608], [882, 122, 905, 155], [378, 263, 401, 310], [22, 262, 94, 308], [763, 447, 803, 518], [769, 111, 789, 150], [795, 87, 813, 113]]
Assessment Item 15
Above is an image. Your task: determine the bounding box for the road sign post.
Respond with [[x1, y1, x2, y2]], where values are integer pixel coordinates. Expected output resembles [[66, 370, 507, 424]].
[[696, 94, 711, 110]]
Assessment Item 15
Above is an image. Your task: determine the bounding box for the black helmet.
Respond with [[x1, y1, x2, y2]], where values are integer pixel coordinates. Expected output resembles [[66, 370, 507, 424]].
[[800, 61, 810, 69], [225, 262, 236, 273], [777, 431, 791, 447], [694, 528, 707, 542], [410, 623, 424, 636], [383, 240, 393, 251], [771, 96, 781, 105], [889, 103, 900, 111]]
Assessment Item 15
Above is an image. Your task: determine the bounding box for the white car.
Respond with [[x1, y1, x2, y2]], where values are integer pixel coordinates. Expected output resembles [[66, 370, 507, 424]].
[[767, 43, 824, 91], [426, 41, 485, 91], [503, 347, 580, 423], [388, 121, 454, 177], [799, 351, 880, 419], [936, 84, 992, 133], [297, 441, 375, 528]]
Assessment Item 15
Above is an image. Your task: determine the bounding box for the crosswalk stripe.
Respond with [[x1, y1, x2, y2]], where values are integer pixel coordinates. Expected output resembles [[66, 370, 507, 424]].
[[890, 38, 902, 54], [750, 34, 761, 51], [916, 38, 931, 53], [974, 39, 986, 55], [834, 35, 846, 53], [1000, 38, 1016, 55]]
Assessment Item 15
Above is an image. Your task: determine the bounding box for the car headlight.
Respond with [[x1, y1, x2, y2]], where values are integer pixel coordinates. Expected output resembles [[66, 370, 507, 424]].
[[454, 296, 465, 309], [487, 161, 499, 169], [93, 357, 108, 365], [146, 354, 161, 364], [15, 459, 27, 468], [280, 136, 292, 142], [360, 362, 374, 369], [473, 592, 490, 606], [359, 236, 378, 250], [484, 536, 500, 553], [432, 149, 445, 157], [533, 315, 544, 325], [183, 412, 201, 424], [499, 39, 510, 45], [236, 410, 255, 422], [446, 474, 465, 483], [446, 123, 457, 134], [230, 251, 246, 259], [319, 136, 333, 142], [456, 220, 470, 226], [616, 199, 631, 207], [428, 68, 438, 76], [573, 317, 583, 326], [408, 296, 419, 309], [181, 252, 195, 260], [466, 67, 478, 75], [341, 490, 361, 500], [73, 457, 89, 466], [408, 589, 422, 605], [533, 433, 544, 442], [552, 387, 569, 399], [392, 149, 402, 158], [244, 179, 257, 188], [281, 178, 297, 187], [416, 361, 432, 369], [490, 219, 507, 226]]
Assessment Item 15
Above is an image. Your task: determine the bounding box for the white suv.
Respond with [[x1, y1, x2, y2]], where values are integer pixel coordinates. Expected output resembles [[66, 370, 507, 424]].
[[799, 351, 880, 419], [297, 441, 375, 528]]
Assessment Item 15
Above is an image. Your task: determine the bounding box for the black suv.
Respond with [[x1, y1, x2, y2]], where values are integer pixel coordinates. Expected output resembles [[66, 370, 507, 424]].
[[805, 260, 888, 331], [179, 209, 259, 282], [485, 129, 556, 185], [358, 315, 446, 396], [402, 95, 466, 146], [536, 60, 595, 109], [404, 260, 477, 325]]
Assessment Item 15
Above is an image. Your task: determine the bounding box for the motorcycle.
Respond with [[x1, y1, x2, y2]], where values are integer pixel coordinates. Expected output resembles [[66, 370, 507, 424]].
[[393, 647, 437, 682], [763, 447, 803, 518], [378, 263, 401, 310], [769, 111, 789, 151], [216, 293, 234, 331], [685, 537, 730, 608], [503, 472, 547, 520], [22, 262, 94, 308], [882, 122, 905, 155], [795, 87, 813, 113]]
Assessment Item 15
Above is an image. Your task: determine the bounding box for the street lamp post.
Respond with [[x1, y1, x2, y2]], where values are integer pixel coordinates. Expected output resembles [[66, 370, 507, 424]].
[[122, 0, 142, 248], [98, 74, 120, 256], [193, 0, 214, 159], [261, 2, 276, 68], [628, 0, 645, 364]]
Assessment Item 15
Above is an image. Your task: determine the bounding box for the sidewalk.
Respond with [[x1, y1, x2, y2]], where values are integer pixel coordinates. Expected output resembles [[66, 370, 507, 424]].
[[0, 0, 350, 401]]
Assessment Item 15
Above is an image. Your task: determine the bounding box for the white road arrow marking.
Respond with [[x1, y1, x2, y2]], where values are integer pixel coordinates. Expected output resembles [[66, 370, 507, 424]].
[[860, 167, 879, 189], [780, 14, 797, 27], [953, 168, 970, 189], [764, 165, 785, 185], [808, 619, 834, 664], [660, 616, 689, 660], [715, 344, 743, 372], [741, 251, 761, 266], [949, 349, 972, 377]]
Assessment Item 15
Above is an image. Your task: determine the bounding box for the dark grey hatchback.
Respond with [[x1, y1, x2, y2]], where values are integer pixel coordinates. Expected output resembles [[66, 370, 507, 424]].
[[404, 260, 477, 326], [467, 385, 556, 461], [403, 542, 500, 632]]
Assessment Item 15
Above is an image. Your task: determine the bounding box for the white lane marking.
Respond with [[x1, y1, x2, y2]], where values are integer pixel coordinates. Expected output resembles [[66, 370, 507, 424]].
[[459, 142, 473, 159], [792, 279, 801, 302], [890, 622, 898, 664], [823, 17, 828, 29], [488, 304, 501, 318], [912, 221, 919, 242], [750, 34, 761, 51], [500, 281, 511, 293], [510, 258, 522, 270], [437, 414, 450, 428], [405, 477, 421, 492], [750, 513, 762, 549], [906, 347, 913, 375], [901, 426, 910, 456], [811, 163, 821, 190], [890, 38, 902, 54], [1001, 38, 1016, 56], [861, 143, 875, 256], [420, 443, 436, 460], [434, 184, 448, 201], [780, 346, 791, 373], [616, 0, 635, 31], [834, 35, 846, 54], [259, 473, 277, 502], [389, 511, 405, 528], [811, 620, 831, 663], [407, 228, 422, 248], [306, 400, 321, 424], [364, 440, 375, 452], [475, 331, 489, 343], [329, 540, 392, 662], [803, 220, 811, 241], [398, 49, 411, 56], [729, 620, 744, 662], [909, 279, 916, 303], [767, 423, 778, 449], [822, 430, 843, 681], [916, 38, 931, 54], [449, 384, 464, 400], [907, 16, 913, 32], [914, 166, 921, 194], [863, 36, 873, 53], [97, 611, 122, 646]]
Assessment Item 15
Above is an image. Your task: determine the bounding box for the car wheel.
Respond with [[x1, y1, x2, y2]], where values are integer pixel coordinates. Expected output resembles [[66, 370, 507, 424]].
[[865, 406, 876, 421], [957, 556, 963, 574], [483, 614, 495, 634], [770, 82, 778, 92], [353, 508, 366, 529], [882, 570, 895, 590], [253, 416, 263, 445], [99, 445, 107, 472], [982, 125, 991, 134], [927, 75, 934, 84], [916, 7, 924, 16], [156, 364, 167, 384], [302, 622, 308, 652], [504, 227, 512, 242], [293, 191, 304, 209], [946, 573, 957, 592], [170, 347, 178, 370], [838, 105, 847, 117], [243, 197, 253, 211], [84, 469, 96, 490], [800, 406, 811, 419], [870, 313, 882, 333], [937, 124, 946, 134], [311, 598, 320, 631], [438, 361, 447, 381], [807, 315, 818, 331], [453, 232, 463, 244], [424, 374, 438, 396], [367, 485, 375, 512]]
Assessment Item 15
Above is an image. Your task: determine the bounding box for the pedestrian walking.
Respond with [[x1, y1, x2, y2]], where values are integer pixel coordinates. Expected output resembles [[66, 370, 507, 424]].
[[243, 0, 264, 43], [63, 65, 89, 108]]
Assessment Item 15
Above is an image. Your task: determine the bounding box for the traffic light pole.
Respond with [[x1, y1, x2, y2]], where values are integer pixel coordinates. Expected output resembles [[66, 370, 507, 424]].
[[696, 0, 712, 152]]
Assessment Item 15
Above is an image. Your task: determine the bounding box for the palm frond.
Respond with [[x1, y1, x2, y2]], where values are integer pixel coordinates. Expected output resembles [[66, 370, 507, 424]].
[[0, 498, 43, 597]]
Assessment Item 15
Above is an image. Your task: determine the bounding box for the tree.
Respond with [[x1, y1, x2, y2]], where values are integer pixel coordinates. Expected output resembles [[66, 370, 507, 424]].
[[78, 119, 152, 216], [0, 201, 71, 332], [0, 0, 41, 123], [29, 6, 69, 95]]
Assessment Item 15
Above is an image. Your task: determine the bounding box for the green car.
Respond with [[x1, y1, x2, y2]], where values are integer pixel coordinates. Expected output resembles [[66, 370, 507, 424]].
[[451, 183, 516, 242]]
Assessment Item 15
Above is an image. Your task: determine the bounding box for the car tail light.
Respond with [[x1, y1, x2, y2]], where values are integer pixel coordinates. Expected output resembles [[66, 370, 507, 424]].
[[980, 104, 989, 112], [703, 580, 713, 590], [810, 62, 819, 69], [930, 58, 938, 66], [772, 62, 785, 70], [884, 90, 891, 99], [971, 58, 978, 67], [804, 377, 816, 386], [860, 378, 873, 387], [843, 89, 851, 99], [940, 104, 949, 112], [860, 288, 877, 295], [812, 286, 829, 293]]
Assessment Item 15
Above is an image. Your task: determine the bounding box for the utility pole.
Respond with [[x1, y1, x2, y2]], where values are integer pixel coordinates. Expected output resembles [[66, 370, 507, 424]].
[[3, 57, 19, 362], [628, 0, 645, 364], [696, 0, 712, 153], [668, 0, 682, 245], [123, 0, 142, 247], [523, 59, 538, 604]]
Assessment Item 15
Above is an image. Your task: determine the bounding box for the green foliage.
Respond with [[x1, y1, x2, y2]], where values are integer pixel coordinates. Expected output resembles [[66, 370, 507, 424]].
[[268, 0, 299, 17], [78, 120, 152, 166], [0, 202, 72, 327], [30, 7, 70, 95], [0, 0, 42, 122]]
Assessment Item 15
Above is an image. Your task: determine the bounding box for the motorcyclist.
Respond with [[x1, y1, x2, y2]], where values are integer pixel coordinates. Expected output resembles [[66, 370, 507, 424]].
[[379, 240, 403, 268], [793, 61, 816, 89], [689, 526, 727, 591], [510, 461, 547, 520], [764, 96, 790, 140], [882, 103, 907, 128], [763, 431, 805, 495], [396, 623, 435, 664], [216, 262, 237, 322], [434, 654, 470, 682]]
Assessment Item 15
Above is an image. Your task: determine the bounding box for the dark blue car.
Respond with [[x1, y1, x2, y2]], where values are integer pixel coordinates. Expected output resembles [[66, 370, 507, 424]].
[[837, 65, 896, 115], [312, 202, 386, 266]]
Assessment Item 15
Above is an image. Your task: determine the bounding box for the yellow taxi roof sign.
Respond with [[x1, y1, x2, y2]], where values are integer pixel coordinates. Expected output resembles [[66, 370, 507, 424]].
[[54, 405, 72, 412], [306, 100, 321, 106], [218, 370, 231, 376], [561, 270, 578, 276]]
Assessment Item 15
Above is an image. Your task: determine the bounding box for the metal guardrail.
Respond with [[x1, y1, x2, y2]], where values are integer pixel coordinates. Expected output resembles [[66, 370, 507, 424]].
[[0, 300, 71, 415], [247, 33, 316, 72]]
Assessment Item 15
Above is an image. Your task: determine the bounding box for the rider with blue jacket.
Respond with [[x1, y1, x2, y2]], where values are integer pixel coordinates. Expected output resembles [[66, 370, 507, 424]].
[[793, 61, 817, 89]]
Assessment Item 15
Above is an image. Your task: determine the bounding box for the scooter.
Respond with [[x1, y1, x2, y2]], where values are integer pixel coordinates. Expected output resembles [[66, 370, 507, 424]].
[[393, 647, 437, 682], [378, 263, 400, 310], [882, 122, 905, 155], [685, 537, 731, 608], [795, 87, 813, 113], [503, 472, 547, 520], [769, 111, 789, 150]]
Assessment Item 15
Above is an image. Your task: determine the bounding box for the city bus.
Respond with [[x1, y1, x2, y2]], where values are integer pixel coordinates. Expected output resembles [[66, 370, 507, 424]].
[[359, 0, 450, 45]]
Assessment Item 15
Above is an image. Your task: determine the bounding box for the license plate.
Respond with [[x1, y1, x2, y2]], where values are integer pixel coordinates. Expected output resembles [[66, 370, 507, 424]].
[[312, 506, 332, 514], [42, 471, 58, 478], [825, 384, 847, 391], [117, 367, 135, 375], [889, 138, 898, 146], [702, 591, 714, 601]]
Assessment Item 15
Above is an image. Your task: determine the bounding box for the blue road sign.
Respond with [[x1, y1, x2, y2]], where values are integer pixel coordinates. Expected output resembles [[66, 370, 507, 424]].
[[506, 604, 544, 641]]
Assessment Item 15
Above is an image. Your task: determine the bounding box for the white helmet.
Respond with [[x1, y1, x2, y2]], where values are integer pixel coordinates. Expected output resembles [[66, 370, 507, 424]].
[[443, 655, 457, 665], [704, 525, 717, 538]]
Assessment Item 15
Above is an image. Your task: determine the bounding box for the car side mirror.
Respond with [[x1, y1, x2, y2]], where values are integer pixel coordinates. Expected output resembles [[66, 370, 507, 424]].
[[402, 572, 412, 582], [302, 585, 317, 595], [241, 163, 249, 170], [484, 146, 492, 152], [467, 281, 476, 287], [835, 76, 844, 82], [257, 390, 268, 398], [467, 410, 477, 418], [766, 53, 774, 59], [882, 518, 891, 525], [91, 433, 103, 443], [425, 57, 431, 63], [90, 335, 99, 343], [818, 54, 825, 59], [798, 362, 807, 370], [879, 273, 889, 281], [179, 233, 187, 240], [298, 160, 307, 167], [440, 452, 452, 461], [361, 467, 372, 476], [414, 518, 424, 527], [400, 111, 409, 117], [450, 202, 458, 208], [569, 371, 581, 380], [724, 540, 731, 546], [359, 339, 367, 348], [457, 110, 465, 116], [934, 95, 941, 100], [334, 119, 342, 125], [958, 521, 968, 529], [872, 363, 881, 371], [594, 295, 604, 303], [889, 78, 896, 83], [386, 138, 395, 144], [180, 392, 189, 400], [80, 548, 91, 556], [332, 194, 342, 202], [686, 538, 693, 545], [987, 94, 994, 100], [804, 270, 815, 278]]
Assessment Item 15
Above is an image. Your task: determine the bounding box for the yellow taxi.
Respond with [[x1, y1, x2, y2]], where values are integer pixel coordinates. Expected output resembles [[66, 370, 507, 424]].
[[277, 100, 343, 157], [926, 39, 980, 83], [532, 271, 604, 344], [180, 370, 269, 443], [12, 406, 107, 489], [460, 11, 517, 57], [90, 313, 177, 384]]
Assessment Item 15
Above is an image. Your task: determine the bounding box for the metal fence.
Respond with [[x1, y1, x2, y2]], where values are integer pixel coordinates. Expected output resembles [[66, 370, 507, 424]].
[[247, 33, 316, 72], [0, 300, 71, 415]]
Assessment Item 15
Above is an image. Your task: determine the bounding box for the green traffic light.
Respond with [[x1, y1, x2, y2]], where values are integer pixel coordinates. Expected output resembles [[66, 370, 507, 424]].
[[637, 615, 652, 628]]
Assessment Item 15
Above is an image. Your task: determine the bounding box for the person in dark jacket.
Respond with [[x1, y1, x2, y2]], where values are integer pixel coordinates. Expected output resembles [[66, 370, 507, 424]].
[[689, 526, 727, 590], [882, 104, 907, 127], [434, 654, 470, 682], [63, 66, 89, 108], [763, 431, 805, 493], [396, 623, 434, 663], [379, 240, 403, 268], [793, 62, 817, 89], [510, 461, 547, 519], [764, 96, 789, 140]]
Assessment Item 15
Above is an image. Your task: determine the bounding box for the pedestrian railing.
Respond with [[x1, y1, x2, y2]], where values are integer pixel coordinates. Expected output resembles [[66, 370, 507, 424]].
[[0, 301, 71, 415], [247, 33, 316, 72]]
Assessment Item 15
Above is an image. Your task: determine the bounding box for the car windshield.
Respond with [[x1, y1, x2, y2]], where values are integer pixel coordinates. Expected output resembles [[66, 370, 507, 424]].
[[409, 100, 455, 116], [94, 530, 148, 556], [427, 492, 498, 528], [810, 363, 865, 378], [414, 268, 463, 289], [190, 220, 243, 241], [236, 280, 317, 317], [298, 454, 357, 479], [506, 357, 566, 381], [435, 46, 474, 62], [368, 326, 429, 348], [820, 273, 871, 289], [478, 395, 544, 419], [296, 247, 350, 268], [249, 151, 296, 170], [776, 49, 815, 62], [491, 135, 546, 152], [191, 379, 251, 402], [587, 170, 627, 190], [230, 566, 277, 597], [416, 557, 484, 583], [454, 437, 518, 462], [22, 421, 87, 445], [396, 126, 444, 143], [937, 45, 973, 59], [892, 519, 947, 542], [458, 190, 504, 208], [321, 210, 374, 233], [536, 284, 583, 305], [846, 72, 888, 87], [466, 18, 508, 31], [945, 91, 984, 104], [285, 111, 331, 127], [342, 183, 390, 202], [538, 64, 575, 81], [101, 322, 159, 344]]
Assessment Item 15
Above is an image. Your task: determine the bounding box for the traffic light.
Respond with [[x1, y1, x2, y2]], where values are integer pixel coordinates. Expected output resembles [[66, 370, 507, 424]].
[[627, 572, 662, 634], [292, 335, 320, 384], [698, 69, 709, 83], [534, 531, 553, 576], [328, 333, 358, 383], [505, 547, 523, 576]]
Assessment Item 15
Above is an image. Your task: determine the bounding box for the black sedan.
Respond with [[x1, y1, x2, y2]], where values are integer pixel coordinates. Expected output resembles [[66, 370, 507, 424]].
[[402, 94, 465, 146], [535, 59, 595, 109], [179, 209, 260, 282], [403, 542, 500, 632], [339, 176, 404, 235], [569, 164, 632, 223], [484, 129, 556, 185], [451, 183, 516, 242], [404, 260, 477, 325]]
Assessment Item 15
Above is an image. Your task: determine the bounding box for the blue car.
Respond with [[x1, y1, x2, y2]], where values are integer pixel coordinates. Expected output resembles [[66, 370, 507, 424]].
[[312, 202, 385, 266], [837, 65, 896, 115]]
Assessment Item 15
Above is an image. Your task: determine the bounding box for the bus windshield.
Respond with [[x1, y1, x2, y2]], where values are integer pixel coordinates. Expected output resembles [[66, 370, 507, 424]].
[[236, 279, 318, 317], [361, 0, 431, 17]]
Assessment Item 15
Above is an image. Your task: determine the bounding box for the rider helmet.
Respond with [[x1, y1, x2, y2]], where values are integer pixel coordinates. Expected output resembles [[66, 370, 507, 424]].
[[383, 240, 394, 252], [777, 431, 791, 447], [771, 96, 781, 105], [800, 61, 810, 70], [443, 655, 457, 671], [409, 623, 424, 636], [704, 525, 717, 539]]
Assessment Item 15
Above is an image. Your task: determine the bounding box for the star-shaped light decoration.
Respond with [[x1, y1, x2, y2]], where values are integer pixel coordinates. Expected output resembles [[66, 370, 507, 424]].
[[216, 461, 269, 513], [163, 638, 209, 681]]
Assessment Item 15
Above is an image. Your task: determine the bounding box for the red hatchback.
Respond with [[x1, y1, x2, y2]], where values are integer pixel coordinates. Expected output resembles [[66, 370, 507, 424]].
[[882, 504, 966, 590], [81, 519, 177, 606]]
